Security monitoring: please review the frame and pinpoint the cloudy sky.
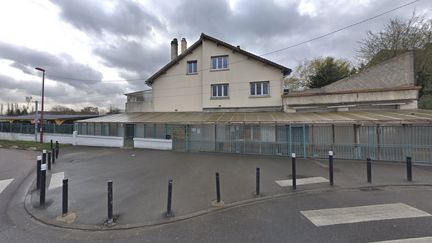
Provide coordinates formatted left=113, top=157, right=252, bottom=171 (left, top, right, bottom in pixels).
left=0, top=0, right=430, bottom=112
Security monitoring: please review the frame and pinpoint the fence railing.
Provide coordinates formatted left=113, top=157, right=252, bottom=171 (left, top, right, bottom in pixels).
left=0, top=123, right=74, bottom=134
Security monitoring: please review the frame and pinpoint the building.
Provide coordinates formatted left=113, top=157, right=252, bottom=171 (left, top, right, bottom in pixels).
left=125, top=33, right=291, bottom=113
left=76, top=34, right=432, bottom=163
left=283, top=51, right=420, bottom=112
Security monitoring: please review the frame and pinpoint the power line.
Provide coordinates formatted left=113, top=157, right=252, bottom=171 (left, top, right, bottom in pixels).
left=259, top=0, right=420, bottom=56
left=45, top=0, right=420, bottom=84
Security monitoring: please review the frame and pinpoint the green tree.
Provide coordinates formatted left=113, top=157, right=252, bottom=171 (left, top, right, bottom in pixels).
left=308, top=57, right=352, bottom=88
left=286, top=57, right=353, bottom=89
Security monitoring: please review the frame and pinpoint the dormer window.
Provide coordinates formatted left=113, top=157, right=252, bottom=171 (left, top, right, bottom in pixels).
left=187, top=60, right=198, bottom=74
left=211, top=55, right=228, bottom=70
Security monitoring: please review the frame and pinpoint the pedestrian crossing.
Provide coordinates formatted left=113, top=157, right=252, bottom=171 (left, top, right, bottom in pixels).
left=371, top=236, right=432, bottom=243
left=0, top=178, right=14, bottom=194
left=48, top=172, right=64, bottom=190
left=301, top=203, right=431, bottom=227
left=275, top=176, right=328, bottom=187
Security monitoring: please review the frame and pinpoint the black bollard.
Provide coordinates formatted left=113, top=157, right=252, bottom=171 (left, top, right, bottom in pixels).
left=36, top=156, right=41, bottom=190
left=292, top=153, right=296, bottom=190
left=50, top=139, right=53, bottom=150
left=367, top=158, right=372, bottom=183
left=107, top=180, right=113, bottom=224
left=329, top=151, right=334, bottom=186
left=62, top=179, right=68, bottom=216
left=216, top=172, right=221, bottom=203
left=256, top=167, right=260, bottom=196
left=55, top=141, right=59, bottom=159
left=47, top=152, right=52, bottom=170
left=52, top=148, right=55, bottom=164
left=166, top=179, right=173, bottom=217
left=42, top=150, right=47, bottom=164
left=40, top=162, right=47, bottom=206
left=406, top=156, right=412, bottom=182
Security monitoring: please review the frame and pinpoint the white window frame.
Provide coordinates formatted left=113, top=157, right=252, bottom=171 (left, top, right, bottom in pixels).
left=250, top=81, right=270, bottom=96
left=187, top=60, right=198, bottom=74
left=211, top=83, right=229, bottom=98
left=211, top=55, right=229, bottom=70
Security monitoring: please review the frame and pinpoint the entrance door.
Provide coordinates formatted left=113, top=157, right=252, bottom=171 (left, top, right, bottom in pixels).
left=124, top=124, right=135, bottom=147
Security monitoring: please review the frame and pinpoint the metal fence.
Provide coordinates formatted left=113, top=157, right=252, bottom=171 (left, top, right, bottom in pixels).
left=172, top=124, right=432, bottom=163
left=0, top=122, right=74, bottom=134
left=75, top=122, right=432, bottom=163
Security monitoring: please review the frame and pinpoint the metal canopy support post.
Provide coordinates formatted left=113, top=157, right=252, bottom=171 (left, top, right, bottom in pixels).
left=303, top=124, right=306, bottom=158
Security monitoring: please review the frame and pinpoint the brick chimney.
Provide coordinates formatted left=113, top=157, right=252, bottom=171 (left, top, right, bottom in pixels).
left=181, top=38, right=187, bottom=53
left=171, top=38, right=178, bottom=60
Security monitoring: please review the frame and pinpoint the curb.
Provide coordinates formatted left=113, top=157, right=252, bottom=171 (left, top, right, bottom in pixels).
left=24, top=178, right=432, bottom=232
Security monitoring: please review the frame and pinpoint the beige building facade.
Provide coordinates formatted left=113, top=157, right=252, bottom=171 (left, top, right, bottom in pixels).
left=125, top=34, right=291, bottom=112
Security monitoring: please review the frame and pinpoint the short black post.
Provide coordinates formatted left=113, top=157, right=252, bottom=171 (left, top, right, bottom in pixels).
left=36, top=155, right=41, bottom=190
left=107, top=180, right=113, bottom=224
left=216, top=172, right=221, bottom=203
left=166, top=179, right=173, bottom=217
left=329, top=151, right=334, bottom=186
left=50, top=139, right=53, bottom=150
left=40, top=162, right=47, bottom=206
left=47, top=152, right=52, bottom=170
left=42, top=150, right=47, bottom=164
left=62, top=179, right=68, bottom=216
left=367, top=158, right=372, bottom=183
left=256, top=167, right=260, bottom=196
left=52, top=148, right=56, bottom=164
left=55, top=141, right=59, bottom=159
left=292, top=153, right=296, bottom=190
left=406, top=156, right=412, bottom=182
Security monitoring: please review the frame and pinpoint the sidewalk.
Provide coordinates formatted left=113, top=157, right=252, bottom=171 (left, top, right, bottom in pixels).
left=27, top=146, right=432, bottom=229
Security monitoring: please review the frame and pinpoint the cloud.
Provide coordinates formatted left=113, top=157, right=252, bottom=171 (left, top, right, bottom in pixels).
left=0, top=42, right=103, bottom=89
left=0, top=73, right=126, bottom=109
left=93, top=39, right=167, bottom=85
left=51, top=0, right=164, bottom=37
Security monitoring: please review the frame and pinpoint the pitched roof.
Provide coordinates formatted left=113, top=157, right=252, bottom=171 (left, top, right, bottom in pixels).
left=146, top=33, right=291, bottom=85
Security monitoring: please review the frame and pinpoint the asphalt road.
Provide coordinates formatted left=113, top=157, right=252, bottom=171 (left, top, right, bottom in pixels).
left=1, top=148, right=432, bottom=242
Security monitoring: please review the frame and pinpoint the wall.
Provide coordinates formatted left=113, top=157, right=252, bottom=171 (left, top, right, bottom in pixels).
left=125, top=101, right=154, bottom=112
left=284, top=89, right=419, bottom=112
left=133, top=138, right=172, bottom=150
left=201, top=40, right=284, bottom=110
left=152, top=45, right=203, bottom=112
left=0, top=132, right=74, bottom=144
left=75, top=134, right=124, bottom=147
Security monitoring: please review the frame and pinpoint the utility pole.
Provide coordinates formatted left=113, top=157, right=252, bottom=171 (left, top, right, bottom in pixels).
left=34, top=101, right=38, bottom=142
left=35, top=67, right=45, bottom=143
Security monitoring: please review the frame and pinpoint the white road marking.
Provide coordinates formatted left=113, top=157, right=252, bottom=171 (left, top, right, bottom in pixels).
left=301, top=203, right=431, bottom=227
left=48, top=172, right=64, bottom=190
left=275, top=177, right=328, bottom=187
left=0, top=178, right=14, bottom=194
left=371, top=236, right=432, bottom=242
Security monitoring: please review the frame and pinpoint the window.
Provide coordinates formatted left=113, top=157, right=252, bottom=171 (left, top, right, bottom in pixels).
left=187, top=60, right=198, bottom=74
left=250, top=81, right=270, bottom=96
left=211, top=55, right=228, bottom=70
left=211, top=83, right=229, bottom=98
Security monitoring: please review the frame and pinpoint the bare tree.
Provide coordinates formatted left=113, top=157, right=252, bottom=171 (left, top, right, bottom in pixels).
left=358, top=11, right=432, bottom=62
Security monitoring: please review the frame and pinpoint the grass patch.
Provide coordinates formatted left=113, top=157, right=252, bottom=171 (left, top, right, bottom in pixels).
left=0, top=139, right=69, bottom=151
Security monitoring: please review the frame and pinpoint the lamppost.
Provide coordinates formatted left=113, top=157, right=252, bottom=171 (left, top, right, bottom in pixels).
left=35, top=67, right=45, bottom=143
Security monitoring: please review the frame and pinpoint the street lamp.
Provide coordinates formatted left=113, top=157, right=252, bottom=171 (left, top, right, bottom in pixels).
left=35, top=67, right=45, bottom=143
